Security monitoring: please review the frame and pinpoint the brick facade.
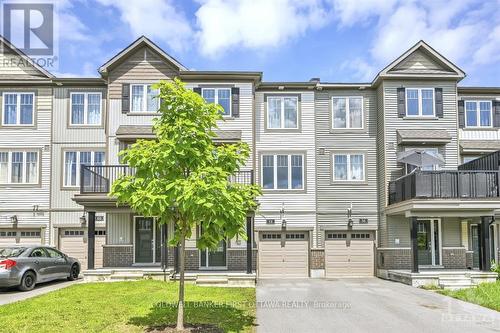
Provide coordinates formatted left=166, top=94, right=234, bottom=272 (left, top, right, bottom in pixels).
left=227, top=249, right=257, bottom=271
left=310, top=249, right=324, bottom=269
left=103, top=245, right=133, bottom=267
left=466, top=251, right=474, bottom=269
left=441, top=248, right=466, bottom=269
left=377, top=248, right=411, bottom=270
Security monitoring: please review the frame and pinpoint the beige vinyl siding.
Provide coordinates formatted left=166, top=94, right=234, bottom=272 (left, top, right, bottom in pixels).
left=390, top=50, right=455, bottom=74
left=315, top=89, right=378, bottom=246
left=0, top=51, right=48, bottom=79
left=386, top=216, right=410, bottom=247
left=376, top=84, right=387, bottom=247
left=442, top=217, right=461, bottom=247
left=107, top=213, right=132, bottom=244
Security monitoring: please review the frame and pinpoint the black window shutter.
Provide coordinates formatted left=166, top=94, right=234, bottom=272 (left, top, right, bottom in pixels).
left=458, top=100, right=465, bottom=128
left=231, top=87, right=240, bottom=117
left=494, top=100, right=500, bottom=127
left=122, top=84, right=130, bottom=114
left=435, top=88, right=443, bottom=118
left=397, top=87, right=406, bottom=118
left=193, top=87, right=202, bottom=95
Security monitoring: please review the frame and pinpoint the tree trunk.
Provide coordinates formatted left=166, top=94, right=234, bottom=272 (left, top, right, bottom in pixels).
left=176, top=229, right=186, bottom=331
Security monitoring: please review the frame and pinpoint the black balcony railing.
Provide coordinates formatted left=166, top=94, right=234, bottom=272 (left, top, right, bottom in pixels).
left=80, top=165, right=254, bottom=194
left=388, top=170, right=500, bottom=205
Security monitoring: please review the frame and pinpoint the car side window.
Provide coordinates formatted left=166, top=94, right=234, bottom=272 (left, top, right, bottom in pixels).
left=45, top=248, right=63, bottom=258
left=30, top=248, right=47, bottom=258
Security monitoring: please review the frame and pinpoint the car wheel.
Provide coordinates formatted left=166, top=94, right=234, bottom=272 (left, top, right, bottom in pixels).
left=67, top=264, right=79, bottom=281
left=19, top=271, right=36, bottom=291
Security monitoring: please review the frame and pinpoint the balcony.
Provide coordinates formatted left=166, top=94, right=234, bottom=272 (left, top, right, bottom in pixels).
left=388, top=170, right=500, bottom=205
left=80, top=165, right=254, bottom=195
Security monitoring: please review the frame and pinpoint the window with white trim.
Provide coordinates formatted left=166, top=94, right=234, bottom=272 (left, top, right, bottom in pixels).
left=262, top=154, right=304, bottom=190
left=202, top=88, right=231, bottom=116
left=332, top=154, right=364, bottom=181
left=70, top=92, right=102, bottom=125
left=465, top=101, right=492, bottom=128
left=267, top=96, right=298, bottom=129
left=406, top=88, right=434, bottom=117
left=2, top=92, right=34, bottom=125
left=64, top=151, right=105, bottom=187
left=130, top=84, right=159, bottom=112
left=462, top=155, right=480, bottom=164
left=0, top=151, right=38, bottom=184
left=332, top=96, right=363, bottom=129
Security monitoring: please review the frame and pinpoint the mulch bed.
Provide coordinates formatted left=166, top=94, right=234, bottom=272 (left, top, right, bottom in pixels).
left=145, top=324, right=222, bottom=333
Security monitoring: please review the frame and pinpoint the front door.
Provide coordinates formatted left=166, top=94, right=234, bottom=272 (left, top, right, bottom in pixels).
left=417, top=219, right=441, bottom=266
left=135, top=217, right=154, bottom=263
left=471, top=225, right=480, bottom=269
left=200, top=240, right=227, bottom=269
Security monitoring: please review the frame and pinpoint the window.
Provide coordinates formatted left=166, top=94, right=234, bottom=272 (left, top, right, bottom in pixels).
left=20, top=231, right=40, bottom=237
left=465, top=101, right=492, bottom=128
left=333, top=154, right=364, bottom=181
left=70, top=92, right=102, bottom=125
left=130, top=84, right=159, bottom=112
left=462, top=156, right=480, bottom=164
left=30, top=248, right=47, bottom=257
left=262, top=233, right=281, bottom=239
left=64, top=230, right=84, bottom=236
left=327, top=233, right=347, bottom=239
left=406, top=88, right=434, bottom=117
left=2, top=92, right=34, bottom=125
left=64, top=151, right=105, bottom=187
left=0, top=231, right=16, bottom=237
left=332, top=97, right=363, bottom=129
left=261, top=154, right=304, bottom=190
left=201, top=88, right=231, bottom=116
left=405, top=148, right=439, bottom=172
left=285, top=233, right=305, bottom=239
left=0, top=151, right=38, bottom=184
left=45, top=248, right=63, bottom=258
left=267, top=96, right=298, bottom=129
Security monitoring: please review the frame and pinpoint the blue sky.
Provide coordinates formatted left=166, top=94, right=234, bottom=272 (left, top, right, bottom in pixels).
left=49, top=0, right=500, bottom=85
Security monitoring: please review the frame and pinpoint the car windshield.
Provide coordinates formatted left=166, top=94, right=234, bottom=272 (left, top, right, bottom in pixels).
left=0, top=247, right=26, bottom=258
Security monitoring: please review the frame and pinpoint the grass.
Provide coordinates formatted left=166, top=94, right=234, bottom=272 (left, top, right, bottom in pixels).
left=0, top=280, right=256, bottom=333
left=438, top=281, right=500, bottom=312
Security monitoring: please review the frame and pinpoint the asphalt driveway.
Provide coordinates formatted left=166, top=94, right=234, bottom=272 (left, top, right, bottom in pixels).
left=257, top=278, right=500, bottom=333
left=0, top=279, right=79, bottom=306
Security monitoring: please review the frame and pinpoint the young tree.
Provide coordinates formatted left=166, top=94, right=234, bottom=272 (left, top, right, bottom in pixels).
left=110, top=79, right=261, bottom=331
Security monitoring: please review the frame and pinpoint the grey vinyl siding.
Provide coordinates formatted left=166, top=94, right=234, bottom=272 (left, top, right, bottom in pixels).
left=442, top=217, right=461, bottom=247
left=386, top=216, right=410, bottom=247
left=376, top=84, right=388, bottom=247
left=107, top=213, right=132, bottom=244
left=315, top=89, right=378, bottom=246
left=390, top=50, right=455, bottom=75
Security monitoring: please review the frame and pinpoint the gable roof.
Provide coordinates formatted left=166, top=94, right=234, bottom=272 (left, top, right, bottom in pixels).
left=0, top=35, right=55, bottom=79
left=99, top=36, right=187, bottom=74
left=372, top=40, right=465, bottom=85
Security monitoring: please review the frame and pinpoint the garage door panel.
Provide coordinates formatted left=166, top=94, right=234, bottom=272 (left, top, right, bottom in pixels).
left=59, top=229, right=105, bottom=270
left=325, top=232, right=374, bottom=278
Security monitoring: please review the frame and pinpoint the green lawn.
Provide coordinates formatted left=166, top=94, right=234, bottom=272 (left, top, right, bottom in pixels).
left=439, top=281, right=500, bottom=312
left=0, top=280, right=256, bottom=333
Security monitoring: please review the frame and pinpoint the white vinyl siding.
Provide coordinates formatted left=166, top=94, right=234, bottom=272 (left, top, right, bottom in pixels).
left=406, top=88, right=434, bottom=117
left=202, top=88, right=231, bottom=116
left=70, top=92, right=102, bottom=125
left=261, top=154, right=304, bottom=190
left=130, top=84, right=158, bottom=112
left=2, top=92, right=34, bottom=125
left=465, top=100, right=492, bottom=128
left=267, top=96, right=298, bottom=129
left=332, top=153, right=364, bottom=181
left=332, top=96, right=363, bottom=129
left=64, top=151, right=105, bottom=187
left=0, top=151, right=38, bottom=184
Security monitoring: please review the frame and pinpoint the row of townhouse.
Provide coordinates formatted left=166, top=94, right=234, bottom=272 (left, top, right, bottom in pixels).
left=1, top=35, right=499, bottom=280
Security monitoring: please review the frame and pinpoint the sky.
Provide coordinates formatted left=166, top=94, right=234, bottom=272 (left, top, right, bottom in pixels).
left=39, top=0, right=500, bottom=85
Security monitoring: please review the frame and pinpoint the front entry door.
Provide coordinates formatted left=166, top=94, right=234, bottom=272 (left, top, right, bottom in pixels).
left=417, top=219, right=441, bottom=266
left=135, top=217, right=154, bottom=263
left=201, top=240, right=227, bottom=268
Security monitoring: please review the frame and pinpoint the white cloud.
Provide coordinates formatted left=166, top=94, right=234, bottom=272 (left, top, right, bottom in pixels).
left=330, top=0, right=398, bottom=27
left=195, top=0, right=332, bottom=57
left=95, top=0, right=193, bottom=52
left=340, top=57, right=377, bottom=82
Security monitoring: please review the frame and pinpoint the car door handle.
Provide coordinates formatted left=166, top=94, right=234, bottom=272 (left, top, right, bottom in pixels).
left=34, top=260, right=39, bottom=264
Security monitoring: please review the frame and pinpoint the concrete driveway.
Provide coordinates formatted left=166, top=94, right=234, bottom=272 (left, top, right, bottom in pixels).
left=257, top=278, right=500, bottom=333
left=0, top=279, right=79, bottom=306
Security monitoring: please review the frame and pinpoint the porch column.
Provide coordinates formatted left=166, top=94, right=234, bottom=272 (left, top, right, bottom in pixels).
left=87, top=211, right=96, bottom=270
left=160, top=224, right=167, bottom=270
left=246, top=216, right=253, bottom=274
left=479, top=216, right=492, bottom=271
left=410, top=217, right=419, bottom=273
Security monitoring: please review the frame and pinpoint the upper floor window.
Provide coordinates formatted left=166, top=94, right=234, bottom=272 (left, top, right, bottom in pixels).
left=267, top=96, right=298, bottom=129
left=2, top=92, right=34, bottom=126
left=64, top=151, right=105, bottom=187
left=0, top=151, right=39, bottom=184
left=332, top=96, right=363, bottom=129
left=406, top=88, right=434, bottom=117
left=202, top=88, right=231, bottom=116
left=131, top=84, right=158, bottom=112
left=262, top=154, right=303, bottom=190
left=332, top=153, right=364, bottom=181
left=465, top=101, right=492, bottom=128
left=70, top=92, right=102, bottom=125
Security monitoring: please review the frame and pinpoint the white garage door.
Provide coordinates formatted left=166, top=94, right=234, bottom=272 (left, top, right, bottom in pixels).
left=59, top=229, right=106, bottom=270
left=0, top=229, right=42, bottom=245
left=325, top=231, right=374, bottom=278
left=258, top=232, right=309, bottom=278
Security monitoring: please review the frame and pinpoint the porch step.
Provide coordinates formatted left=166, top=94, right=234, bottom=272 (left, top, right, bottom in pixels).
left=438, top=276, right=473, bottom=290
left=109, top=273, right=145, bottom=280
left=195, top=275, right=229, bottom=286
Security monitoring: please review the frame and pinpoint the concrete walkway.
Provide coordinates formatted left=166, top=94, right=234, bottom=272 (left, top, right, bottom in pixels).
left=257, top=278, right=500, bottom=333
left=0, top=279, right=79, bottom=306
